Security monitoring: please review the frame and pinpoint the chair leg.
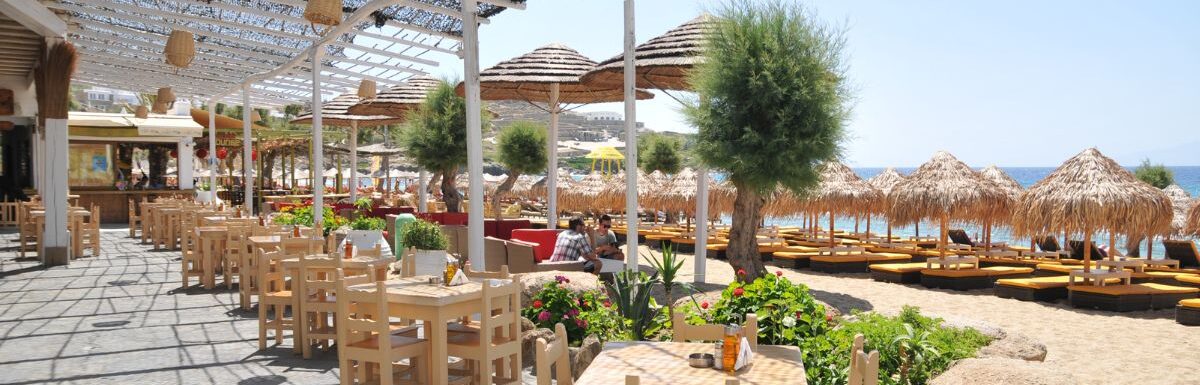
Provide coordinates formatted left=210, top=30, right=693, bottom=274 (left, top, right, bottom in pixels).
left=301, top=310, right=311, bottom=359
left=380, top=361, right=394, bottom=385
left=258, top=303, right=269, bottom=350
left=275, top=305, right=285, bottom=345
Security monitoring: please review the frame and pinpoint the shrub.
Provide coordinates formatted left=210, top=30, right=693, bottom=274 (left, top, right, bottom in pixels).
left=683, top=272, right=830, bottom=345
left=349, top=216, right=386, bottom=231
left=1133, top=158, right=1174, bottom=189
left=273, top=205, right=346, bottom=235
left=398, top=219, right=448, bottom=250
left=606, top=270, right=666, bottom=341
left=522, top=275, right=623, bottom=345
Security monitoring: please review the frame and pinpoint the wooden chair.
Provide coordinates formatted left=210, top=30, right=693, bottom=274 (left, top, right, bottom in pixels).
left=140, top=199, right=153, bottom=244
left=78, top=205, right=101, bottom=257
left=223, top=225, right=252, bottom=289
left=17, top=202, right=38, bottom=258
left=180, top=218, right=205, bottom=290
left=535, top=323, right=572, bottom=385
left=127, top=199, right=141, bottom=238
left=337, top=271, right=430, bottom=385
left=298, top=254, right=342, bottom=359
left=848, top=334, right=880, bottom=385
left=0, top=198, right=17, bottom=227
left=281, top=237, right=323, bottom=259
left=448, top=265, right=513, bottom=336
left=257, top=249, right=297, bottom=350
left=446, top=278, right=523, bottom=385
left=671, top=312, right=758, bottom=352
left=355, top=243, right=384, bottom=258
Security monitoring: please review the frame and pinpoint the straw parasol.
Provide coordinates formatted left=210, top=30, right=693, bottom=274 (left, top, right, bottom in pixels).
left=1186, top=200, right=1200, bottom=237
left=888, top=151, right=1011, bottom=256
left=979, top=165, right=1023, bottom=249
left=581, top=14, right=714, bottom=92
left=808, top=162, right=882, bottom=247
left=347, top=75, right=441, bottom=117
left=1162, top=185, right=1192, bottom=237
left=292, top=93, right=406, bottom=202
left=867, top=168, right=905, bottom=240
left=460, top=44, right=653, bottom=226
left=1011, top=148, right=1172, bottom=272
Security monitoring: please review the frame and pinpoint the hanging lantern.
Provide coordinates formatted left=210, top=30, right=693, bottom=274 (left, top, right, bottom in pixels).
left=303, top=0, right=342, bottom=35
left=151, top=100, right=169, bottom=114
left=216, top=148, right=228, bottom=160
left=195, top=148, right=208, bottom=159
left=134, top=105, right=149, bottom=118
left=169, top=149, right=178, bottom=158
left=357, top=79, right=376, bottom=99
left=252, top=149, right=259, bottom=161
left=250, top=109, right=262, bottom=123
left=164, top=30, right=195, bottom=69
left=157, top=87, right=176, bottom=107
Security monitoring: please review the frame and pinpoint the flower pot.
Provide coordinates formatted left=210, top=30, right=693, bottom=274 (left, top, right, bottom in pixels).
left=195, top=190, right=213, bottom=204
left=413, top=249, right=449, bottom=277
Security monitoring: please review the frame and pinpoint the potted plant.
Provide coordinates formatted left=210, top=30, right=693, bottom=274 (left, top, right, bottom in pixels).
left=345, top=216, right=387, bottom=252
left=195, top=181, right=213, bottom=204
left=399, top=219, right=449, bottom=276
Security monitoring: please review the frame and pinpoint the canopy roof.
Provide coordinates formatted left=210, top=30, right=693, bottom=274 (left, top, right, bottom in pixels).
left=887, top=151, right=1010, bottom=225
left=291, top=93, right=407, bottom=126
left=460, top=43, right=654, bottom=104
left=323, top=142, right=405, bottom=157
left=582, top=14, right=713, bottom=91
left=348, top=75, right=442, bottom=116
left=584, top=146, right=625, bottom=160
left=69, top=111, right=204, bottom=137
left=1012, top=148, right=1172, bottom=237
left=57, top=0, right=525, bottom=107
left=980, top=165, right=1023, bottom=200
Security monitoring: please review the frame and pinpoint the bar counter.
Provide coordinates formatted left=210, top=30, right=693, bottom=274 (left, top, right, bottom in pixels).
left=73, top=189, right=194, bottom=224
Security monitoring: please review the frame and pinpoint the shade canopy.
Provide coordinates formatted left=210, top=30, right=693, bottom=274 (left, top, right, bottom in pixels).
left=1011, top=148, right=1172, bottom=239
left=188, top=109, right=269, bottom=131
left=347, top=75, right=442, bottom=117
left=581, top=14, right=713, bottom=91
left=68, top=111, right=203, bottom=138
left=867, top=168, right=905, bottom=215
left=584, top=146, right=625, bottom=160
left=811, top=161, right=881, bottom=217
left=1162, top=184, right=1193, bottom=237
left=980, top=165, right=1023, bottom=200
left=459, top=43, right=654, bottom=104
left=290, top=93, right=407, bottom=126
left=887, top=151, right=1010, bottom=225
left=1186, top=200, right=1200, bottom=237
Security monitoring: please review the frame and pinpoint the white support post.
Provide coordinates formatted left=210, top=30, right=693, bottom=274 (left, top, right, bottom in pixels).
left=622, top=0, right=639, bottom=270
left=547, top=83, right=560, bottom=229
left=32, top=126, right=42, bottom=190
left=349, top=121, right=358, bottom=202
left=418, top=169, right=428, bottom=213
left=463, top=0, right=485, bottom=268
left=311, top=48, right=325, bottom=227
left=207, top=101, right=218, bottom=204
left=178, top=137, right=194, bottom=189
left=695, top=167, right=708, bottom=283
left=41, top=116, right=69, bottom=265
left=241, top=86, right=254, bottom=215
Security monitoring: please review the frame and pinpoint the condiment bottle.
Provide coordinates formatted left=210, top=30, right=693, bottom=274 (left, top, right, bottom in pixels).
left=444, top=255, right=458, bottom=285
left=343, top=239, right=354, bottom=259
left=292, top=225, right=301, bottom=238
left=722, top=324, right=741, bottom=373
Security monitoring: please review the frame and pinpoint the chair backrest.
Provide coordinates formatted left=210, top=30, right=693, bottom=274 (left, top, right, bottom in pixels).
left=300, top=254, right=342, bottom=301
left=1037, top=236, right=1061, bottom=252
left=484, top=236, right=509, bottom=272
left=479, top=278, right=522, bottom=350
left=1067, top=240, right=1106, bottom=260
left=336, top=271, right=390, bottom=354
left=505, top=240, right=539, bottom=274
left=281, top=237, right=322, bottom=258
left=356, top=243, right=384, bottom=258
left=847, top=334, right=880, bottom=385
left=257, top=250, right=288, bottom=295
left=671, top=312, right=757, bottom=352
left=466, top=264, right=510, bottom=280
left=535, top=323, right=572, bottom=385
left=1163, top=240, right=1200, bottom=268
left=947, top=229, right=973, bottom=245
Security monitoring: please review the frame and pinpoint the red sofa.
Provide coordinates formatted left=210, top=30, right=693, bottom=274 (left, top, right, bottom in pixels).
left=485, top=218, right=532, bottom=240
left=510, top=228, right=560, bottom=262
left=415, top=212, right=469, bottom=226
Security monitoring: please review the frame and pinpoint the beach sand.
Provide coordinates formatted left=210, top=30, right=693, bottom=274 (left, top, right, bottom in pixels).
left=631, top=247, right=1199, bottom=385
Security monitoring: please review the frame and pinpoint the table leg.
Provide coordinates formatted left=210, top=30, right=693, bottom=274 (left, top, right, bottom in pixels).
left=203, top=238, right=216, bottom=290
left=429, top=316, right=449, bottom=385
left=71, top=218, right=82, bottom=258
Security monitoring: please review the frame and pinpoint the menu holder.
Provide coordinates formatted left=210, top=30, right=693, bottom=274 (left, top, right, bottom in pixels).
left=448, top=269, right=469, bottom=286
left=712, top=337, right=754, bottom=371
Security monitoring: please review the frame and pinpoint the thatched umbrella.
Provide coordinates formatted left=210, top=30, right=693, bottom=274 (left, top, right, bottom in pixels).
left=1012, top=148, right=1172, bottom=273
left=1163, top=185, right=1192, bottom=237
left=807, top=162, right=882, bottom=247
left=867, top=168, right=905, bottom=241
left=347, top=75, right=441, bottom=117
left=888, top=151, right=1011, bottom=257
left=979, top=166, right=1022, bottom=249
left=459, top=44, right=653, bottom=226
left=291, top=93, right=406, bottom=202
left=581, top=14, right=713, bottom=94
left=1186, top=200, right=1200, bottom=237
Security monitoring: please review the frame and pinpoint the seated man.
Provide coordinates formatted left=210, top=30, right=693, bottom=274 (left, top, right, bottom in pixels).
left=549, top=216, right=603, bottom=273
left=592, top=214, right=625, bottom=263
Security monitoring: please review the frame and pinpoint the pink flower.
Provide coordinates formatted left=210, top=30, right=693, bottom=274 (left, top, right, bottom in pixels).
left=775, top=270, right=783, bottom=277
left=575, top=318, right=588, bottom=328
left=532, top=300, right=543, bottom=309
left=555, top=275, right=571, bottom=284
left=538, top=311, right=551, bottom=322
left=733, top=288, right=745, bottom=297
left=796, top=311, right=803, bottom=319
left=701, top=301, right=710, bottom=309
left=603, top=300, right=612, bottom=308
left=736, top=269, right=746, bottom=277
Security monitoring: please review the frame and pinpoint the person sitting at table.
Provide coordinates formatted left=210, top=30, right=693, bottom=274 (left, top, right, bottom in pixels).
left=592, top=214, right=625, bottom=263
left=548, top=216, right=605, bottom=273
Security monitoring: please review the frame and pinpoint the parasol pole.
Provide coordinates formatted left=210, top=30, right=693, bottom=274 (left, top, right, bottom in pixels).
left=349, top=121, right=358, bottom=202
left=940, top=214, right=949, bottom=258
left=242, top=85, right=254, bottom=215
left=1108, top=231, right=1116, bottom=260
left=828, top=209, right=836, bottom=248
left=1082, top=228, right=1092, bottom=273
left=547, top=83, right=560, bottom=229
left=622, top=0, right=640, bottom=270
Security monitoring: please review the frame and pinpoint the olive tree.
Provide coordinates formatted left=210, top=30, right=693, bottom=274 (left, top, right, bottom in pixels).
left=685, top=1, right=852, bottom=280
left=492, top=121, right=547, bottom=218
left=640, top=134, right=683, bottom=174
left=402, top=81, right=487, bottom=212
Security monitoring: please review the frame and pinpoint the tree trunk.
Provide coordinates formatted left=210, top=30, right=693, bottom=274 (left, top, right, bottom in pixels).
left=727, top=183, right=766, bottom=281
left=492, top=170, right=519, bottom=219
left=263, top=150, right=278, bottom=189
left=1125, top=235, right=1142, bottom=257
left=442, top=168, right=462, bottom=212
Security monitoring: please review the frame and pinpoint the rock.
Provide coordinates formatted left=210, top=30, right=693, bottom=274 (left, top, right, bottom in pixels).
left=672, top=291, right=721, bottom=310
left=814, top=299, right=841, bottom=320
left=938, top=315, right=1007, bottom=339
left=520, top=327, right=557, bottom=368
left=520, top=271, right=603, bottom=308
left=521, top=317, right=536, bottom=332
left=930, top=358, right=1080, bottom=385
left=569, top=335, right=602, bottom=378
left=978, top=332, right=1047, bottom=362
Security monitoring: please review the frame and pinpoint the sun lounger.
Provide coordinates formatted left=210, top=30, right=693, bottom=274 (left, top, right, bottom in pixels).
left=1162, top=240, right=1200, bottom=268
left=1130, top=271, right=1200, bottom=284
left=994, top=276, right=1119, bottom=302
left=869, top=262, right=928, bottom=284
left=866, top=245, right=942, bottom=262
left=669, top=236, right=726, bottom=254
left=1067, top=240, right=1107, bottom=260
left=1036, top=236, right=1062, bottom=252
left=1177, top=299, right=1200, bottom=326
left=1174, top=274, right=1200, bottom=288
left=810, top=247, right=911, bottom=273
left=1068, top=283, right=1199, bottom=312
left=920, top=266, right=1034, bottom=291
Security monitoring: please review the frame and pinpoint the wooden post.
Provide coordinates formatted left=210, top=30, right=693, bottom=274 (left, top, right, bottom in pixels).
left=829, top=209, right=836, bottom=248
left=940, top=214, right=949, bottom=258
left=1082, top=229, right=1092, bottom=273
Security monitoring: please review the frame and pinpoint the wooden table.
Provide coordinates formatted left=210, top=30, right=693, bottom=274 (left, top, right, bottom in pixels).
left=195, top=226, right=229, bottom=289
left=30, top=208, right=90, bottom=258
left=1097, top=259, right=1146, bottom=273
left=281, top=254, right=392, bottom=281
left=346, top=276, right=489, bottom=385
left=1069, top=269, right=1132, bottom=286
left=575, top=342, right=806, bottom=385
left=926, top=256, right=979, bottom=270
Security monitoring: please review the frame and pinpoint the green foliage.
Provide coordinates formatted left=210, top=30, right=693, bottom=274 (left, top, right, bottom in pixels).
left=272, top=205, right=346, bottom=234
left=401, top=80, right=488, bottom=174
left=606, top=270, right=665, bottom=341
left=563, top=156, right=592, bottom=172
left=685, top=1, right=850, bottom=194
left=354, top=197, right=374, bottom=212
left=522, top=276, right=623, bottom=345
left=646, top=245, right=691, bottom=324
left=399, top=219, right=448, bottom=250
left=496, top=121, right=548, bottom=176
left=683, top=272, right=830, bottom=345
left=1133, top=158, right=1174, bottom=189
left=349, top=216, right=386, bottom=231
left=640, top=135, right=684, bottom=174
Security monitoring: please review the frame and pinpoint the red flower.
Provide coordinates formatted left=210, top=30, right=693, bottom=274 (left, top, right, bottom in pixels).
left=733, top=288, right=745, bottom=297
left=603, top=300, right=612, bottom=308
left=825, top=314, right=833, bottom=322
left=533, top=300, right=543, bottom=309
left=575, top=318, right=588, bottom=328
left=796, top=311, right=803, bottom=319
left=736, top=269, right=746, bottom=277
left=775, top=270, right=783, bottom=277
left=700, top=301, right=710, bottom=309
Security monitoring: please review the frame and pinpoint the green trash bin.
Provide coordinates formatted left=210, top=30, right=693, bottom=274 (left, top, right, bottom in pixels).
left=393, top=213, right=417, bottom=258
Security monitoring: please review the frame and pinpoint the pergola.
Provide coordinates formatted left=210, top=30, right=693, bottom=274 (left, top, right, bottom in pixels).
left=44, top=0, right=527, bottom=268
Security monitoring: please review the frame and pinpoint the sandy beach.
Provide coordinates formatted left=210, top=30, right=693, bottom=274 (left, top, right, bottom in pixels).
left=636, top=247, right=1199, bottom=385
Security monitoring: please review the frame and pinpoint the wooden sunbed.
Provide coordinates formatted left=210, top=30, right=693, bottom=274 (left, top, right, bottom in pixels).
left=994, top=276, right=1119, bottom=302
left=1175, top=274, right=1200, bottom=288
left=1068, top=283, right=1199, bottom=312
left=1177, top=299, right=1200, bottom=326
left=920, top=266, right=1034, bottom=291
left=810, top=249, right=911, bottom=273
left=869, top=262, right=928, bottom=284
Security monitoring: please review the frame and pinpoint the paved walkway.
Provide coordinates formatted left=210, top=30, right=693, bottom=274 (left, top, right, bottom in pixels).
left=0, top=225, right=339, bottom=385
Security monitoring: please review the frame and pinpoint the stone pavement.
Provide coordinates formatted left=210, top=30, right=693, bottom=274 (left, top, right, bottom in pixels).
left=0, top=225, right=340, bottom=385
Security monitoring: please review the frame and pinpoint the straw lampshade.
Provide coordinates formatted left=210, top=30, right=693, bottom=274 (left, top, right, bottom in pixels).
left=156, top=87, right=176, bottom=105
left=164, top=30, right=194, bottom=69
left=134, top=105, right=149, bottom=118
left=250, top=109, right=262, bottom=123
left=357, top=80, right=377, bottom=99
left=151, top=100, right=169, bottom=114
left=304, top=0, right=342, bottom=33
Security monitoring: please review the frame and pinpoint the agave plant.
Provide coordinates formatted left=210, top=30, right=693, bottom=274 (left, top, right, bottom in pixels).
left=646, top=244, right=692, bottom=327
left=606, top=270, right=662, bottom=341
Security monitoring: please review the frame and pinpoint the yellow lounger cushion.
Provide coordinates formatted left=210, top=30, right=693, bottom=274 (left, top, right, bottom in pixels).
left=869, top=262, right=929, bottom=273
left=1179, top=299, right=1200, bottom=309
left=706, top=244, right=728, bottom=251
left=1140, top=271, right=1199, bottom=279
left=811, top=253, right=911, bottom=263
left=1177, top=275, right=1200, bottom=285
left=922, top=267, right=1034, bottom=278
left=1068, top=283, right=1200, bottom=296
left=996, top=276, right=1120, bottom=289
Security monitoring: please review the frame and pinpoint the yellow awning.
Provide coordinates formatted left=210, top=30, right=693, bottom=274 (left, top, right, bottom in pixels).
left=584, top=146, right=625, bottom=160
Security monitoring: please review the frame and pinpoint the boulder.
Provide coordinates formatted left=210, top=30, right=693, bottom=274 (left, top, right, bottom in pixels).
left=569, top=334, right=602, bottom=378
left=939, top=315, right=1006, bottom=339
left=520, top=327, right=557, bottom=368
left=520, top=271, right=603, bottom=308
left=978, top=332, right=1047, bottom=362
left=814, top=299, right=841, bottom=320
left=672, top=291, right=721, bottom=311
left=930, top=358, right=1080, bottom=385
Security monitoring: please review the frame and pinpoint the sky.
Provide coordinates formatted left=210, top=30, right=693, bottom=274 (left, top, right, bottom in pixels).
left=426, top=0, right=1199, bottom=167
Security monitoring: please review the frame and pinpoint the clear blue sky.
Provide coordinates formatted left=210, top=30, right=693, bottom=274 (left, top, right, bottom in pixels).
left=431, top=0, right=1199, bottom=167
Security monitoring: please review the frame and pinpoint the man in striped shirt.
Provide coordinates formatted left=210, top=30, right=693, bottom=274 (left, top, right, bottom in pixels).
left=549, top=216, right=602, bottom=272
